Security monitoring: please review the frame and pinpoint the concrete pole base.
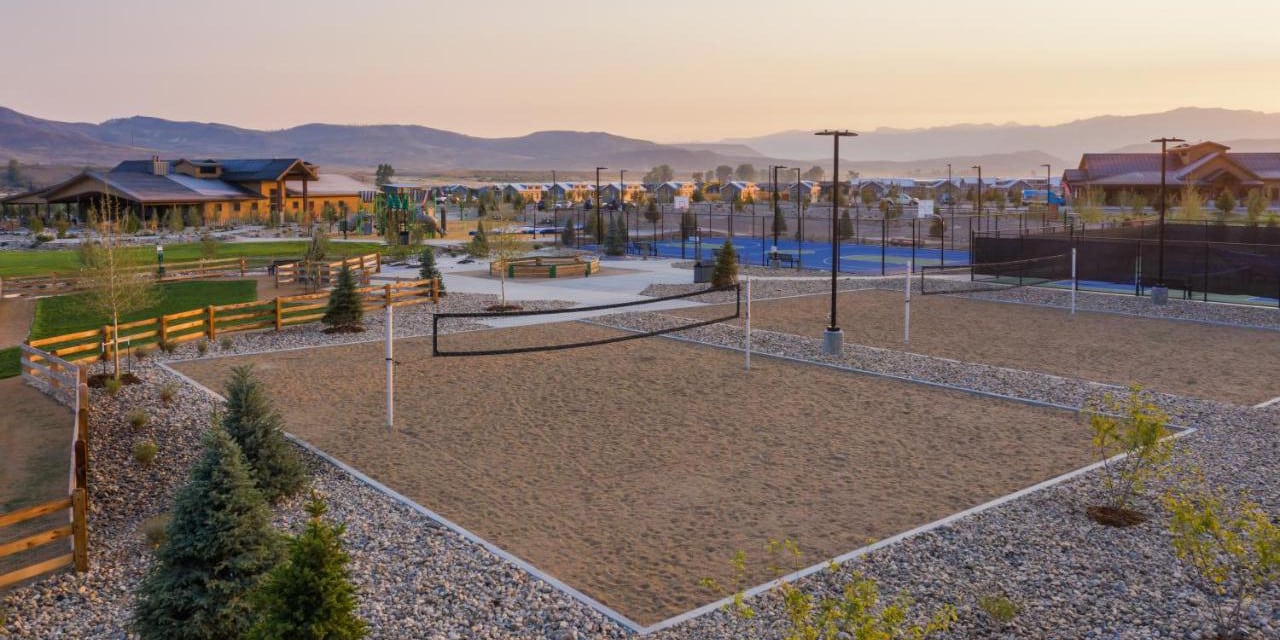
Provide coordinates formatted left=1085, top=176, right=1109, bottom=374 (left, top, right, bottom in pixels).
left=1151, top=286, right=1169, bottom=306
left=822, top=328, right=844, bottom=355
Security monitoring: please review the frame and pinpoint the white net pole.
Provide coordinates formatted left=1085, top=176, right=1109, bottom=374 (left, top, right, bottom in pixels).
left=386, top=303, right=394, bottom=430
left=904, top=260, right=912, bottom=343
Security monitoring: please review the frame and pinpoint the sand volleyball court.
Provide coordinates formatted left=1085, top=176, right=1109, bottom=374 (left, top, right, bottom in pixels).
left=173, top=321, right=1095, bottom=625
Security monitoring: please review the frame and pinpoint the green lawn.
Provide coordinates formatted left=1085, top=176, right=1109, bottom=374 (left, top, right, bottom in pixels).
left=0, top=346, right=17, bottom=378
left=0, top=240, right=386, bottom=278
left=29, top=279, right=258, bottom=340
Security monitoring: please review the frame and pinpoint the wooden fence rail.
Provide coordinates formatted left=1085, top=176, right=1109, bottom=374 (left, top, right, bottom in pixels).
left=3, top=349, right=91, bottom=590
left=27, top=276, right=440, bottom=365
left=274, top=252, right=381, bottom=289
left=0, top=257, right=247, bottom=297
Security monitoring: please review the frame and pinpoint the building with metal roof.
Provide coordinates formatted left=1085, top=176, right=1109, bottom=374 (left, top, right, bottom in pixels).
left=1062, top=141, right=1280, bottom=203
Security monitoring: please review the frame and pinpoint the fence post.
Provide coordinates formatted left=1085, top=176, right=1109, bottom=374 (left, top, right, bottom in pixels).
left=375, top=253, right=382, bottom=273
left=239, top=256, right=246, bottom=277
left=274, top=297, right=283, bottom=330
left=384, top=283, right=392, bottom=309
left=158, top=313, right=168, bottom=346
left=71, top=487, right=88, bottom=572
left=74, top=438, right=88, bottom=493
left=207, top=305, right=217, bottom=340
left=432, top=278, right=440, bottom=303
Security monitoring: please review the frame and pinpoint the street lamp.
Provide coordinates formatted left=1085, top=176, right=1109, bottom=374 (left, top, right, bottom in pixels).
left=1041, top=163, right=1055, bottom=225
left=792, top=167, right=803, bottom=268
left=771, top=165, right=787, bottom=254
left=815, top=130, right=858, bottom=355
left=1151, top=136, right=1185, bottom=304
left=972, top=165, right=983, bottom=229
left=595, top=166, right=607, bottom=243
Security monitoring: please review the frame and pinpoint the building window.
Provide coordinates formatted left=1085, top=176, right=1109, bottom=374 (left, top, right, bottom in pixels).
left=233, top=202, right=241, bottom=212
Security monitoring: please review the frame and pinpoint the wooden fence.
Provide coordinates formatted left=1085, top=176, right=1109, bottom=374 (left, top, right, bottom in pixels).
left=1, top=348, right=90, bottom=589
left=0, top=256, right=247, bottom=298
left=27, top=277, right=441, bottom=364
left=274, top=253, right=381, bottom=289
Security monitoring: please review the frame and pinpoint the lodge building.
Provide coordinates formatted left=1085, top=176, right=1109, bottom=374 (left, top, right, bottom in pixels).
left=1062, top=141, right=1280, bottom=203
left=1, top=157, right=369, bottom=225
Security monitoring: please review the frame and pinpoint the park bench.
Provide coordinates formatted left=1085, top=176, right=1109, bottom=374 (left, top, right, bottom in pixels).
left=768, top=251, right=797, bottom=267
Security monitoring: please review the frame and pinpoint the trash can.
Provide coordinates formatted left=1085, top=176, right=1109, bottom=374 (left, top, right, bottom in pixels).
left=693, top=263, right=713, bottom=283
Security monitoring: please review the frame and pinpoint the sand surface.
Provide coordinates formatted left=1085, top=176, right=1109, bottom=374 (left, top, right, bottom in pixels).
left=174, top=323, right=1094, bottom=624
left=677, top=289, right=1280, bottom=405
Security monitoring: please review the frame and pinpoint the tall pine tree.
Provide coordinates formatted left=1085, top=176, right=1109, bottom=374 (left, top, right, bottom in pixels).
left=712, top=238, right=739, bottom=287
left=248, top=494, right=367, bottom=640
left=133, top=429, right=281, bottom=640
left=223, top=365, right=305, bottom=503
left=322, top=266, right=364, bottom=333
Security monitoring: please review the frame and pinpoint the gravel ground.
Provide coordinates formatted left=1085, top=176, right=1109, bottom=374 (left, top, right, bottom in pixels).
left=589, top=312, right=1279, bottom=640
left=3, top=288, right=1276, bottom=639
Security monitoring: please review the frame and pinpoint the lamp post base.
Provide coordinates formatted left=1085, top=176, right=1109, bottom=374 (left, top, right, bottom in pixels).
left=822, top=328, right=843, bottom=355
left=1151, top=286, right=1169, bottom=306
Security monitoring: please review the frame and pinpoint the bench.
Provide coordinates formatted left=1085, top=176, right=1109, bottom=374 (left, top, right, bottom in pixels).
left=768, top=251, right=797, bottom=267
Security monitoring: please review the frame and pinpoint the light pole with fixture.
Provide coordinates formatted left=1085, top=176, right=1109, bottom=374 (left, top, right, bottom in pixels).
left=1151, top=137, right=1185, bottom=304
left=595, top=166, right=607, bottom=243
left=815, top=130, right=857, bottom=355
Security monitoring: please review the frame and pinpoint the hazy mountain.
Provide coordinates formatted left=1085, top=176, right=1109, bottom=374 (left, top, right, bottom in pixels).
left=723, top=108, right=1280, bottom=163
left=839, top=151, right=1065, bottom=181
left=0, top=107, right=788, bottom=174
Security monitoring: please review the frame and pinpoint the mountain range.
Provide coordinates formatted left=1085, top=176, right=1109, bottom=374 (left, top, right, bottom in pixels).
left=3, top=106, right=1280, bottom=183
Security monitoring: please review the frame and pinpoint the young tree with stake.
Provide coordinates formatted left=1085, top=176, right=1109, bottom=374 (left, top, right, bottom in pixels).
left=81, top=194, right=156, bottom=380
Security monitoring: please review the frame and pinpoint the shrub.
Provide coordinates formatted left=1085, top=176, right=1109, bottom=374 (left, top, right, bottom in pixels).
left=248, top=493, right=368, bottom=640
left=133, top=440, right=158, bottom=465
left=142, top=514, right=171, bottom=549
left=466, top=220, right=489, bottom=257
left=322, top=266, right=364, bottom=333
left=132, top=429, right=281, bottom=639
left=603, top=214, right=625, bottom=256
left=1085, top=385, right=1173, bottom=526
left=838, top=209, right=854, bottom=240
left=977, top=594, right=1021, bottom=625
left=418, top=248, right=445, bottom=295
left=219, top=335, right=234, bottom=351
left=711, top=239, right=739, bottom=287
left=703, top=540, right=956, bottom=639
left=197, top=338, right=209, bottom=356
left=158, top=340, right=176, bottom=355
left=159, top=383, right=177, bottom=404
left=560, top=219, right=575, bottom=246
left=104, top=377, right=122, bottom=396
left=128, top=408, right=149, bottom=430
left=133, top=345, right=151, bottom=361
left=1163, top=473, right=1280, bottom=640
left=222, top=365, right=305, bottom=503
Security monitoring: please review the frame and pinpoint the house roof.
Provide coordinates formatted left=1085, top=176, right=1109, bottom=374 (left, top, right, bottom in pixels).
left=285, top=174, right=374, bottom=197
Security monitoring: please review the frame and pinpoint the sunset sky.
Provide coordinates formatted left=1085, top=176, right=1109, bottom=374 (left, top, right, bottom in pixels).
left=4, top=0, right=1280, bottom=141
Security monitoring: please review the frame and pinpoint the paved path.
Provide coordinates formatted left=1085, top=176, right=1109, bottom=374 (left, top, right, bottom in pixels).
left=378, top=256, right=706, bottom=328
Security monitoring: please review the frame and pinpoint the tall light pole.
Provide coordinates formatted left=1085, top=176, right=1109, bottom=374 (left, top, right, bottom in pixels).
left=771, top=165, right=787, bottom=251
left=946, top=163, right=952, bottom=251
left=972, top=165, right=983, bottom=230
left=792, top=167, right=803, bottom=265
left=595, top=166, right=607, bottom=243
left=1151, top=137, right=1184, bottom=303
left=1041, top=163, right=1054, bottom=225
left=815, top=130, right=857, bottom=355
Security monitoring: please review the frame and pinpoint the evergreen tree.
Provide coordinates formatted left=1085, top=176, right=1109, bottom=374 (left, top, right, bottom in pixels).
left=247, top=494, right=367, bottom=640
left=133, top=429, right=281, bottom=640
left=711, top=238, right=739, bottom=287
left=222, top=366, right=305, bottom=503
left=322, top=266, right=364, bottom=332
left=680, top=209, right=697, bottom=239
left=1215, top=190, right=1237, bottom=219
left=418, top=247, right=445, bottom=294
left=560, top=218, right=575, bottom=246
left=838, top=209, right=854, bottom=240
left=467, top=220, right=489, bottom=257
left=584, top=211, right=599, bottom=241
left=604, top=215, right=625, bottom=256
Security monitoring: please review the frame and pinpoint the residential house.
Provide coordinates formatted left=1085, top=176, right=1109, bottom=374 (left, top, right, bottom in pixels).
left=720, top=181, right=760, bottom=203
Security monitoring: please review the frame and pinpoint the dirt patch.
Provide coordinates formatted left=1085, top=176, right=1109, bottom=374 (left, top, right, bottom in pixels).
left=0, top=297, right=35, bottom=348
left=173, top=322, right=1094, bottom=624
left=675, top=289, right=1280, bottom=405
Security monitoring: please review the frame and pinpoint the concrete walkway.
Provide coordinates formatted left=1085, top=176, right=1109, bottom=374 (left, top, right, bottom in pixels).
left=377, top=255, right=709, bottom=327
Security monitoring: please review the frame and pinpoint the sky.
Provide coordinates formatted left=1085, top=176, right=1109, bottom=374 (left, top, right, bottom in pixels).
left=4, top=0, right=1280, bottom=142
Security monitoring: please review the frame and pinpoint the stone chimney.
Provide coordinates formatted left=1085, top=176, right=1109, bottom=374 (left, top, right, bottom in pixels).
left=151, top=156, right=168, bottom=176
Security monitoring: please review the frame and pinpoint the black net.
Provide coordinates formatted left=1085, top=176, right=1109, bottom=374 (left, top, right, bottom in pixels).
left=432, top=285, right=740, bottom=356
left=920, top=254, right=1070, bottom=295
